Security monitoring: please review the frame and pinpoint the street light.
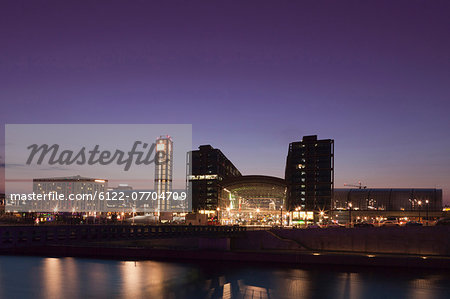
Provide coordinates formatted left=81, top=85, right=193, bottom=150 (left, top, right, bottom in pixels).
left=425, top=200, right=429, bottom=226
left=348, top=202, right=353, bottom=228
left=280, top=205, right=283, bottom=228
left=418, top=200, right=422, bottom=223
left=53, top=206, right=58, bottom=222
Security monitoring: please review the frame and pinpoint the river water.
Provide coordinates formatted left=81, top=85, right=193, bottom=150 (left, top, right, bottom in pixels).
left=0, top=256, right=448, bottom=299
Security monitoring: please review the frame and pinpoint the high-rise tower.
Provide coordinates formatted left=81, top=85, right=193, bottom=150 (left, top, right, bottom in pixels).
left=154, top=135, right=173, bottom=212
left=187, top=145, right=241, bottom=212
left=285, top=135, right=334, bottom=214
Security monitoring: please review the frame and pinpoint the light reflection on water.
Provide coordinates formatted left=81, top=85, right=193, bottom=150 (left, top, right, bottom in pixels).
left=0, top=256, right=449, bottom=299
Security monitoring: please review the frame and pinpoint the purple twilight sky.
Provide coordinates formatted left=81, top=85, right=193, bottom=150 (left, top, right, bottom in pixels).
left=1, top=1, right=449, bottom=204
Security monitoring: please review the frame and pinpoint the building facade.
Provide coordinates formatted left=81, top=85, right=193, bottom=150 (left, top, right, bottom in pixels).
left=154, top=135, right=173, bottom=212
left=188, top=145, right=241, bottom=212
left=218, top=175, right=287, bottom=225
left=285, top=135, right=334, bottom=212
left=32, top=175, right=107, bottom=212
left=333, top=188, right=443, bottom=211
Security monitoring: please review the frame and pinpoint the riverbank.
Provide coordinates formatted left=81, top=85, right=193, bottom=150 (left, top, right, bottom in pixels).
left=3, top=244, right=450, bottom=270
left=1, top=225, right=449, bottom=269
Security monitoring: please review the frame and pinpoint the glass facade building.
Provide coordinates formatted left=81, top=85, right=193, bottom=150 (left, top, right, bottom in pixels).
left=218, top=175, right=287, bottom=225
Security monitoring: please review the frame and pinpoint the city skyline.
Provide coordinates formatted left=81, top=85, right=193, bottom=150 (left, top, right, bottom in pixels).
left=0, top=2, right=449, bottom=297
left=1, top=0, right=449, bottom=204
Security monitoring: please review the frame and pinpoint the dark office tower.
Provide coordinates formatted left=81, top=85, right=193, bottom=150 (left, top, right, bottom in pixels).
left=285, top=135, right=334, bottom=213
left=187, top=145, right=241, bottom=212
left=155, top=135, right=173, bottom=212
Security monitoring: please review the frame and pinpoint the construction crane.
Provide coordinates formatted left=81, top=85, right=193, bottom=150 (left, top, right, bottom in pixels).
left=344, top=181, right=367, bottom=189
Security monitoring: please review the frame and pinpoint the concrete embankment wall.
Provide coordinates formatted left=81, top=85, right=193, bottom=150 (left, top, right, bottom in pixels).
left=122, top=237, right=231, bottom=251
left=2, top=226, right=450, bottom=269
left=0, top=224, right=243, bottom=249
left=138, top=227, right=450, bottom=256
left=256, top=226, right=450, bottom=256
left=232, top=230, right=305, bottom=251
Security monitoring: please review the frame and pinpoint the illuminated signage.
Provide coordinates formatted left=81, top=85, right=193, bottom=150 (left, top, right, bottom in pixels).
left=292, top=211, right=314, bottom=220
left=188, top=174, right=219, bottom=180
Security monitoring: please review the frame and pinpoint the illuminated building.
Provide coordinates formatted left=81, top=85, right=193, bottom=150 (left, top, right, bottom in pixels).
left=32, top=175, right=107, bottom=212
left=187, top=145, right=241, bottom=212
left=285, top=135, right=334, bottom=213
left=187, top=137, right=444, bottom=224
left=154, top=135, right=173, bottom=212
left=331, top=188, right=444, bottom=224
left=218, top=175, right=287, bottom=225
left=333, top=188, right=442, bottom=211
